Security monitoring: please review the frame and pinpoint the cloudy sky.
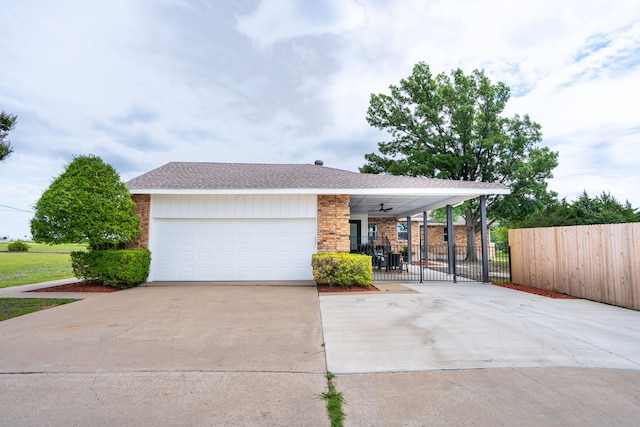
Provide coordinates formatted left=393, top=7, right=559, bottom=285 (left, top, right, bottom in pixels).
left=1, top=0, right=639, bottom=238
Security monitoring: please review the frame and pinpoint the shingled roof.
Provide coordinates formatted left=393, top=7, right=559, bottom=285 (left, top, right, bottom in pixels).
left=126, top=162, right=509, bottom=193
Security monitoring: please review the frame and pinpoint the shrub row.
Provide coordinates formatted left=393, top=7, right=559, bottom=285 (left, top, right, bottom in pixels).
left=311, top=253, right=373, bottom=287
left=71, top=248, right=151, bottom=289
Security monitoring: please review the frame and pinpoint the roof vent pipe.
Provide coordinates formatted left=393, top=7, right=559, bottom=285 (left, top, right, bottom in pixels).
left=314, top=160, right=324, bottom=166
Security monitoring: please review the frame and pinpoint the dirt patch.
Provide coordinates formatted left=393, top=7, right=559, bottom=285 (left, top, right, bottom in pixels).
left=28, top=281, right=118, bottom=293
left=492, top=282, right=576, bottom=299
left=318, top=284, right=380, bottom=294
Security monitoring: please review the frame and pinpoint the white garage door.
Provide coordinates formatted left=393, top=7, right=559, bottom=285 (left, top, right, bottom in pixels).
left=150, top=217, right=317, bottom=281
left=148, top=194, right=317, bottom=281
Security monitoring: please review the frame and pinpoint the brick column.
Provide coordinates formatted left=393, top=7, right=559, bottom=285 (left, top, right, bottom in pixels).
left=125, top=194, right=150, bottom=249
left=317, top=195, right=350, bottom=253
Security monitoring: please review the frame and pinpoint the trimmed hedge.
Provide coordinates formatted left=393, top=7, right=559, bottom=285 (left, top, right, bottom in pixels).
left=311, top=253, right=373, bottom=287
left=71, top=248, right=151, bottom=289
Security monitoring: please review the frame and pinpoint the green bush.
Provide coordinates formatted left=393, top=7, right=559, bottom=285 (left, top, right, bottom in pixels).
left=71, top=248, right=151, bottom=289
left=311, top=253, right=373, bottom=287
left=7, top=240, right=30, bottom=252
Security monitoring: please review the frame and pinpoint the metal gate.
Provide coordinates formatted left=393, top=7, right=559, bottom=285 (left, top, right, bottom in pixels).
left=359, top=240, right=511, bottom=283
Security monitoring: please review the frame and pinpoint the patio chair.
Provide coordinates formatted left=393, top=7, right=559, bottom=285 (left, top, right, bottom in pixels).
left=387, top=253, right=407, bottom=272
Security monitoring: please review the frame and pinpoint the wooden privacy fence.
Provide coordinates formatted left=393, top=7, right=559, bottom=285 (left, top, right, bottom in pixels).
left=510, top=223, right=640, bottom=310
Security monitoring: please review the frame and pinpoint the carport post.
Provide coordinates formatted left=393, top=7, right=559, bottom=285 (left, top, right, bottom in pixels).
left=423, top=211, right=428, bottom=250
left=446, top=204, right=455, bottom=279
left=406, top=216, right=412, bottom=264
left=422, top=211, right=428, bottom=283
left=480, top=195, right=490, bottom=283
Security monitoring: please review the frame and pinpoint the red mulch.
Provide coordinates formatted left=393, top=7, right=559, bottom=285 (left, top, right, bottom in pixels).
left=28, top=281, right=118, bottom=293
left=317, top=282, right=577, bottom=298
left=492, top=282, right=576, bottom=299
left=318, top=284, right=380, bottom=293
left=28, top=280, right=574, bottom=299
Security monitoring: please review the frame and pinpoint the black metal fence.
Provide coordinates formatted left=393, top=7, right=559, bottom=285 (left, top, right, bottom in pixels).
left=354, top=239, right=511, bottom=282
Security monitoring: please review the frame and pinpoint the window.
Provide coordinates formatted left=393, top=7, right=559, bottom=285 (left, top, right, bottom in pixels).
left=368, top=224, right=377, bottom=241
left=349, top=220, right=361, bottom=252
left=397, top=222, right=408, bottom=241
left=443, top=227, right=448, bottom=242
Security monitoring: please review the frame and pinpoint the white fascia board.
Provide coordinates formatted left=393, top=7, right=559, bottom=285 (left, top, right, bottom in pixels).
left=128, top=187, right=510, bottom=196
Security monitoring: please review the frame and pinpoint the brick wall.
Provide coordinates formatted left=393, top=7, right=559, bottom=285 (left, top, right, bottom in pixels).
left=317, top=195, right=350, bottom=253
left=368, top=218, right=481, bottom=247
left=125, top=194, right=150, bottom=249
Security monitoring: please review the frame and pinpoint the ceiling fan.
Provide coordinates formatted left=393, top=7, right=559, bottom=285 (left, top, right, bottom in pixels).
left=376, top=203, right=393, bottom=212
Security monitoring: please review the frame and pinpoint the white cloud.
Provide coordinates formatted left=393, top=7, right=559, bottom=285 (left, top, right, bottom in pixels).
left=236, top=0, right=367, bottom=48
left=1, top=0, right=640, bottom=238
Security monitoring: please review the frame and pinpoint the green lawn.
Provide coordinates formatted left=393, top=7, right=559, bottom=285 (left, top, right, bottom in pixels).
left=0, top=243, right=86, bottom=288
left=0, top=298, right=79, bottom=321
left=491, top=250, right=510, bottom=265
left=0, top=242, right=87, bottom=253
left=0, top=253, right=75, bottom=288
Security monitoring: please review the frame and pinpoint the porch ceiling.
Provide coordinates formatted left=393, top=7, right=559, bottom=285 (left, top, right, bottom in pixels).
left=349, top=194, right=478, bottom=218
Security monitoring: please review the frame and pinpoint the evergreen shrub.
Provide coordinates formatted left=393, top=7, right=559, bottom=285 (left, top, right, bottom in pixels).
left=71, top=248, right=151, bottom=289
left=311, top=253, right=372, bottom=287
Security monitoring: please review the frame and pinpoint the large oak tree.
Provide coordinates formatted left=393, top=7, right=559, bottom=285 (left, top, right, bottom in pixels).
left=362, top=63, right=559, bottom=258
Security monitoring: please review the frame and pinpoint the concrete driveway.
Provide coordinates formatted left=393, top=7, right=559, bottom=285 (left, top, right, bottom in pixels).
left=0, top=282, right=328, bottom=426
left=2, top=280, right=640, bottom=426
left=320, top=282, right=640, bottom=373
left=320, top=282, right=640, bottom=426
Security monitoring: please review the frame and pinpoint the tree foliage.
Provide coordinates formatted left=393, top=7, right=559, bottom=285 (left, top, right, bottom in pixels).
left=31, top=155, right=140, bottom=250
left=513, top=191, right=640, bottom=228
left=361, top=63, right=559, bottom=256
left=0, top=111, right=18, bottom=162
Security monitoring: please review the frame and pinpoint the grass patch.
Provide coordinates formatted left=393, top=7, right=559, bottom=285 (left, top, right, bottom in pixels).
left=319, top=372, right=346, bottom=427
left=0, top=298, right=79, bottom=321
left=0, top=242, right=85, bottom=288
left=0, top=253, right=75, bottom=288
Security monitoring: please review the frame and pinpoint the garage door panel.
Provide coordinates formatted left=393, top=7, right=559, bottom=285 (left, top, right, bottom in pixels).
left=151, top=218, right=315, bottom=281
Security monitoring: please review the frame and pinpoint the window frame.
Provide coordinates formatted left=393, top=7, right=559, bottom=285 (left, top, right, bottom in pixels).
left=368, top=223, right=378, bottom=241
left=397, top=222, right=408, bottom=241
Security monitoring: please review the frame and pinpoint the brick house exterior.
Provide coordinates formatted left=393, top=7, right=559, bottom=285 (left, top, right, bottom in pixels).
left=125, top=162, right=508, bottom=281
left=367, top=217, right=482, bottom=248
left=125, top=194, right=150, bottom=250
left=316, top=195, right=351, bottom=253
left=126, top=192, right=483, bottom=256
left=127, top=193, right=355, bottom=255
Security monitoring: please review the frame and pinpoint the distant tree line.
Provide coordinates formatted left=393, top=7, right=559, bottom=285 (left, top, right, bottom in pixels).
left=512, top=191, right=640, bottom=228
left=491, top=191, right=640, bottom=247
left=0, top=111, right=18, bottom=162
